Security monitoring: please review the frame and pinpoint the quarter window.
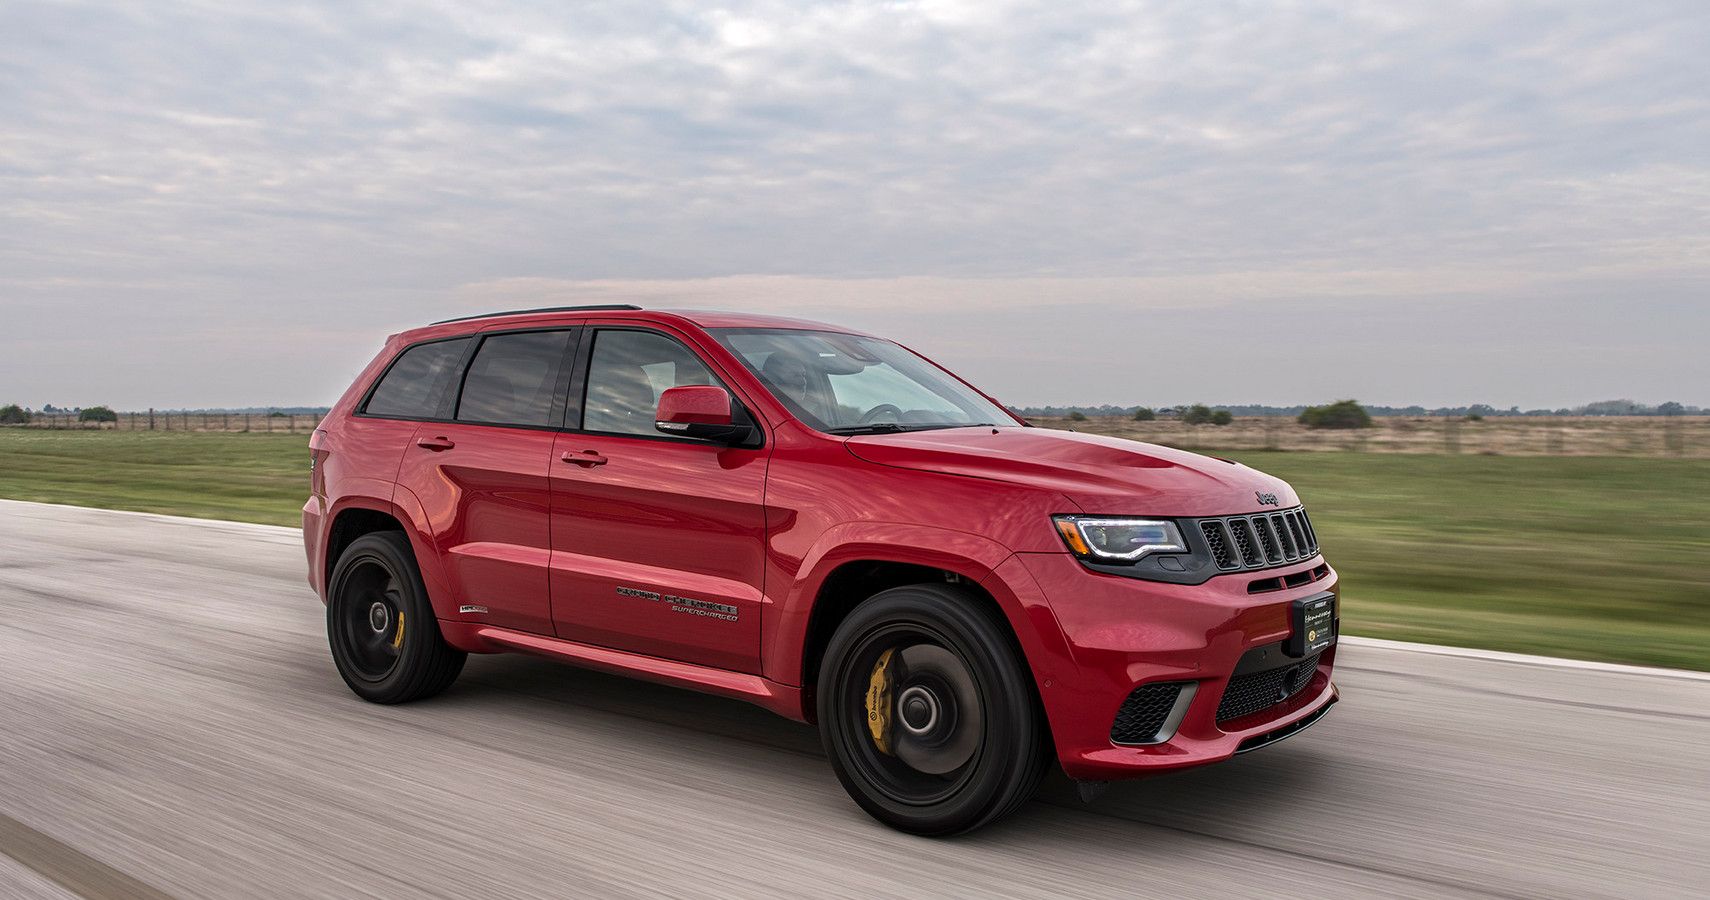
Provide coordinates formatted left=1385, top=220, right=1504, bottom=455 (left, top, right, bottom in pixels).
left=364, top=338, right=471, bottom=419
left=456, top=331, right=573, bottom=427
left=582, top=330, right=719, bottom=435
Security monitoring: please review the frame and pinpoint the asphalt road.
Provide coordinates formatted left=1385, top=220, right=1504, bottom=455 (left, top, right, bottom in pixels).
left=1, top=499, right=1707, bottom=899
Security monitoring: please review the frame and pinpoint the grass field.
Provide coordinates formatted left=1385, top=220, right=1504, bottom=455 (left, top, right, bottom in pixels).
left=1, top=429, right=1705, bottom=670
left=0, top=429, right=310, bottom=526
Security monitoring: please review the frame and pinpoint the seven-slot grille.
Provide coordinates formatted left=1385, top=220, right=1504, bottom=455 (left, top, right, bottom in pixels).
left=1199, top=508, right=1318, bottom=571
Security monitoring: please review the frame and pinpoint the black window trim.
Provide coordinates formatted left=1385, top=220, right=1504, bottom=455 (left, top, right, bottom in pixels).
left=451, top=327, right=580, bottom=430
left=567, top=325, right=766, bottom=449
left=355, top=334, right=478, bottom=423
left=354, top=327, right=582, bottom=434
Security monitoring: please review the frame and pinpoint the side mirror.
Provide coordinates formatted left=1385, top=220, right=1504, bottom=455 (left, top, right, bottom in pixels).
left=655, top=385, right=753, bottom=444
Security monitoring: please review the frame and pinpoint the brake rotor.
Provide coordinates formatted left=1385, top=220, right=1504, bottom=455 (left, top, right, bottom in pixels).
left=890, top=644, right=981, bottom=775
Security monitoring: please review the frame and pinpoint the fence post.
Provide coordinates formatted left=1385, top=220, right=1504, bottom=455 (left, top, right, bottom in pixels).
left=223, top=412, right=230, bottom=431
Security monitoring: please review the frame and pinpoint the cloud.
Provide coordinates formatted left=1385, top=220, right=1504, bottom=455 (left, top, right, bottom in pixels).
left=0, top=0, right=1707, bottom=408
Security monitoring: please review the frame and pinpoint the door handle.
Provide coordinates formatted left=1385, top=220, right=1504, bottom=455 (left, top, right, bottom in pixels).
left=416, top=436, right=455, bottom=452
left=561, top=450, right=608, bottom=467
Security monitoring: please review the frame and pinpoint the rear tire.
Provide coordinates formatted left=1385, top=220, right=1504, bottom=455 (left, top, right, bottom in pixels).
left=327, top=532, right=465, bottom=704
left=817, top=583, right=1049, bottom=835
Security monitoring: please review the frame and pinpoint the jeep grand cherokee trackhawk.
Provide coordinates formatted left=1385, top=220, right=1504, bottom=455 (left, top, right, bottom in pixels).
left=304, top=304, right=1339, bottom=835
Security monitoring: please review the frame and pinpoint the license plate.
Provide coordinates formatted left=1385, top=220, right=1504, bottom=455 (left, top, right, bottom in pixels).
left=1289, top=593, right=1337, bottom=657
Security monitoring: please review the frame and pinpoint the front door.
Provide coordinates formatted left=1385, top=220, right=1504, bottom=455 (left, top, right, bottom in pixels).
left=548, top=326, right=769, bottom=673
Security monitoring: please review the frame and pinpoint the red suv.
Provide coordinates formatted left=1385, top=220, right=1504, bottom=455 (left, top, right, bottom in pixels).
left=304, top=305, right=1338, bottom=834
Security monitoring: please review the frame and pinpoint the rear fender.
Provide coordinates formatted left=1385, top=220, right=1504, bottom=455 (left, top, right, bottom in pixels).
left=319, top=487, right=451, bottom=620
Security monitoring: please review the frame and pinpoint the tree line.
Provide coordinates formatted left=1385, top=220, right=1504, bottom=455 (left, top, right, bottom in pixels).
left=1016, top=399, right=1702, bottom=419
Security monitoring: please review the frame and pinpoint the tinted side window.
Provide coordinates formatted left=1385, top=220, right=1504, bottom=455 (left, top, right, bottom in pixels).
left=583, top=330, right=717, bottom=436
left=455, top=330, right=573, bottom=427
left=364, top=338, right=471, bottom=419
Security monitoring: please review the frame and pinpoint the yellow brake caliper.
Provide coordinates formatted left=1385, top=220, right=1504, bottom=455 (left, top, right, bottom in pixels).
left=865, top=648, right=896, bottom=755
left=391, top=611, right=406, bottom=649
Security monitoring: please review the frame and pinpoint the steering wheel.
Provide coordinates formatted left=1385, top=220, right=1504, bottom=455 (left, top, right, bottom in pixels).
left=859, top=403, right=905, bottom=426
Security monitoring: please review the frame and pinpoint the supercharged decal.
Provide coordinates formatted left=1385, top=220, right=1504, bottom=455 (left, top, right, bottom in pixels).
left=616, top=586, right=739, bottom=622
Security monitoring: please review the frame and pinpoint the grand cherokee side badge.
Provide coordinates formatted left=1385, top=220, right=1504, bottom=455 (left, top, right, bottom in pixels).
left=616, top=586, right=738, bottom=622
left=1255, top=491, right=1280, bottom=507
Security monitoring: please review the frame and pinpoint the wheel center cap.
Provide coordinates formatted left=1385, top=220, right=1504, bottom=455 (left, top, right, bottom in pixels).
left=368, top=601, right=391, bottom=633
left=897, top=685, right=941, bottom=734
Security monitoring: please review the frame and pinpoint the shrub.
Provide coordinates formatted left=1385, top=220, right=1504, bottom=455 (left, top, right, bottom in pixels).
left=1067, top=410, right=1088, bottom=422
left=0, top=404, right=29, bottom=424
left=1132, top=407, right=1155, bottom=422
left=1210, top=409, right=1233, bottom=426
left=79, top=405, right=118, bottom=423
left=1181, top=404, right=1214, bottom=425
left=1298, top=399, right=1371, bottom=429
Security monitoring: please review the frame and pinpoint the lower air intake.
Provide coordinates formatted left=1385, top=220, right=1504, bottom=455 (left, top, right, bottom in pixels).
left=1110, top=682, right=1189, bottom=744
left=1216, top=652, right=1322, bottom=724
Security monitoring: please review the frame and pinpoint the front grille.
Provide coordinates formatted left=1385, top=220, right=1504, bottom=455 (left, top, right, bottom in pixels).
left=1216, top=652, right=1322, bottom=724
left=1199, top=507, right=1320, bottom=572
left=1111, top=682, right=1187, bottom=744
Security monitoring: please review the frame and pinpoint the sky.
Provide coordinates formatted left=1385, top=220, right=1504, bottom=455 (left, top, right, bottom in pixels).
left=2, top=0, right=1707, bottom=411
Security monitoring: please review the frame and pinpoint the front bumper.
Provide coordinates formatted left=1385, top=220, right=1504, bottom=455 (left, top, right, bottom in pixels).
left=1006, top=551, right=1341, bottom=781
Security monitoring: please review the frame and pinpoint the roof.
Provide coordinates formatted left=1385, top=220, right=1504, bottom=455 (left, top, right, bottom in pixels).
left=400, top=305, right=861, bottom=341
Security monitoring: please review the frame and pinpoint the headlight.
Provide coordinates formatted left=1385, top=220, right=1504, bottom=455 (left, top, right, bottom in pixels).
left=1052, top=516, right=1188, bottom=562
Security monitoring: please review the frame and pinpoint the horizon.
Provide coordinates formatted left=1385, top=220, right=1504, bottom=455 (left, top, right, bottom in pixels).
left=11, top=398, right=1705, bottom=417
left=3, top=2, right=1708, bottom=409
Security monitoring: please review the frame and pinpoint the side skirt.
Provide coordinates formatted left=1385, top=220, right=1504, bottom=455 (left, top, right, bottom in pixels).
left=440, top=620, right=809, bottom=723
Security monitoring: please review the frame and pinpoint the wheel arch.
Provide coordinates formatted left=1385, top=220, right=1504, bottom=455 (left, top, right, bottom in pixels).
left=319, top=489, right=449, bottom=617
left=768, top=523, right=1059, bottom=719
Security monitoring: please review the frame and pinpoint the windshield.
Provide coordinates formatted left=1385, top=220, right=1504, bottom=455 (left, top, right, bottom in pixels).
left=712, top=329, right=1018, bottom=434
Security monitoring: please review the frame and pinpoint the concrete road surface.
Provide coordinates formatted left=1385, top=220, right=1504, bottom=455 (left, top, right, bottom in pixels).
left=1, top=499, right=1707, bottom=899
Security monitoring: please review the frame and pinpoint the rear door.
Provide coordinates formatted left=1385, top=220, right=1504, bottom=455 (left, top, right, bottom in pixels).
left=394, top=327, right=577, bottom=635
left=548, top=325, right=769, bottom=673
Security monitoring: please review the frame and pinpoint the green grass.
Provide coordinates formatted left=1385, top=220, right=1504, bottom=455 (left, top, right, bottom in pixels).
left=0, top=429, right=311, bottom=527
left=1, top=430, right=1705, bottom=669
left=1224, top=451, right=1710, bottom=671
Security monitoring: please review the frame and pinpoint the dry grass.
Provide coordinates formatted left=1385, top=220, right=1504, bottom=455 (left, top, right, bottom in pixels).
left=1030, top=415, right=1708, bottom=458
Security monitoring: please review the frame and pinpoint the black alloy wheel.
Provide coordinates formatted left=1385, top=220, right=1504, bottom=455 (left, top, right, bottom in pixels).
left=327, top=532, right=465, bottom=704
left=818, top=583, right=1050, bottom=835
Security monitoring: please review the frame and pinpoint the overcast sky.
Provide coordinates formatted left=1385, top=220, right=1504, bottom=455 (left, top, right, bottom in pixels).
left=3, top=0, right=1706, bottom=410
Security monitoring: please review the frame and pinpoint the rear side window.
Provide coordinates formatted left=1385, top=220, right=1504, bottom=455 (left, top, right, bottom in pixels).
left=364, top=338, right=471, bottom=419
left=456, top=330, right=574, bottom=427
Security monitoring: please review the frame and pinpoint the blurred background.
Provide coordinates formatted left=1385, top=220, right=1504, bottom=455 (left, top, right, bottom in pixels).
left=1, top=1, right=1706, bottom=898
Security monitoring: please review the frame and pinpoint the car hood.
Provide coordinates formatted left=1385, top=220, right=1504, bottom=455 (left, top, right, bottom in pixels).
left=844, top=427, right=1298, bottom=516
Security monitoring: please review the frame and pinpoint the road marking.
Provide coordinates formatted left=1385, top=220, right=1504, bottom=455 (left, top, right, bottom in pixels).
left=1340, top=636, right=1710, bottom=683
left=4, top=498, right=1705, bottom=683
left=0, top=812, right=174, bottom=900
left=0, top=498, right=298, bottom=536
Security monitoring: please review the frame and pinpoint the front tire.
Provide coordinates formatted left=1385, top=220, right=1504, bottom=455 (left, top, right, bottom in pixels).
left=327, top=532, right=465, bottom=704
left=817, top=584, right=1049, bottom=835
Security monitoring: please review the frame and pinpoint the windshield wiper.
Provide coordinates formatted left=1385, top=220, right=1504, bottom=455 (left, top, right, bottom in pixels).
left=825, top=423, right=912, bottom=435
left=826, top=422, right=1000, bottom=436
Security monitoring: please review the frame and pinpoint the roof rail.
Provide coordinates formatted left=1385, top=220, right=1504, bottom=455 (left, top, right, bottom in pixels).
left=432, top=304, right=643, bottom=325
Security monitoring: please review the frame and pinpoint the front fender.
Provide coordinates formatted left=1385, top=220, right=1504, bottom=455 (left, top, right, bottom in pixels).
left=762, top=522, right=1070, bottom=700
